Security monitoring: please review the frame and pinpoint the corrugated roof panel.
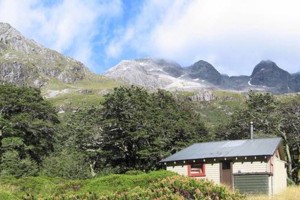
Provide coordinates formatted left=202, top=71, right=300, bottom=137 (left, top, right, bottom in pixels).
left=160, top=137, right=282, bottom=163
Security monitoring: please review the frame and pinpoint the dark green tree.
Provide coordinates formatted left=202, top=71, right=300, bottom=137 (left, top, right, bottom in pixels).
left=0, top=149, right=38, bottom=177
left=56, top=106, right=103, bottom=177
left=216, top=91, right=300, bottom=182
left=216, top=91, right=279, bottom=140
left=0, top=84, right=59, bottom=176
left=101, top=86, right=208, bottom=172
left=277, top=95, right=300, bottom=182
left=41, top=148, right=90, bottom=179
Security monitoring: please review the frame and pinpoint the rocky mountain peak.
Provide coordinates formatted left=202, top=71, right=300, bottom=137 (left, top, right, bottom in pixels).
left=0, top=22, right=90, bottom=87
left=105, top=58, right=300, bottom=93
left=0, top=22, right=43, bottom=54
left=186, top=60, right=223, bottom=85
left=251, top=60, right=281, bottom=76
left=250, top=60, right=291, bottom=93
left=105, top=58, right=207, bottom=90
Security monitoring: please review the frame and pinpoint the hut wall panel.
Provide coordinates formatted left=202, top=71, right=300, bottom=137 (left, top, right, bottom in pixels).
left=233, top=161, right=269, bottom=173
left=273, top=156, right=287, bottom=195
left=205, top=163, right=220, bottom=184
left=167, top=165, right=188, bottom=176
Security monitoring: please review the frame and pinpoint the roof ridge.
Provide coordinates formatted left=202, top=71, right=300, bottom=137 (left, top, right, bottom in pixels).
left=193, top=137, right=281, bottom=145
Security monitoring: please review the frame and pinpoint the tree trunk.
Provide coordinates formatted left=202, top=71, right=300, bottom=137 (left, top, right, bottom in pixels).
left=89, top=161, right=96, bottom=177
left=281, top=132, right=293, bottom=178
left=298, top=154, right=300, bottom=184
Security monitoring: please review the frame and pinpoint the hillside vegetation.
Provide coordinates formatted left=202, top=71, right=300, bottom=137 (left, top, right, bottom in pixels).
left=42, top=74, right=121, bottom=110
left=0, top=170, right=244, bottom=200
left=0, top=83, right=300, bottom=199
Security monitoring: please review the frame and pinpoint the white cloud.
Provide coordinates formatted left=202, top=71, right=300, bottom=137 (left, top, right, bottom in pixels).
left=105, top=0, right=178, bottom=58
left=0, top=0, right=45, bottom=33
left=107, top=0, right=300, bottom=75
left=0, top=0, right=122, bottom=70
left=1, top=0, right=300, bottom=74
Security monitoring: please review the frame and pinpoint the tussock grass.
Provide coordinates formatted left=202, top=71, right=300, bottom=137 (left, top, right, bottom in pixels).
left=247, top=186, right=300, bottom=200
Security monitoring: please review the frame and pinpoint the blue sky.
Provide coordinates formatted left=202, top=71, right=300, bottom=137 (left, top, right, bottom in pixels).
left=1, top=0, right=300, bottom=76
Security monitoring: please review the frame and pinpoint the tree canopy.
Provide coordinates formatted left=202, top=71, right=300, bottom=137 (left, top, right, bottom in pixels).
left=216, top=91, right=300, bottom=183
left=100, top=86, right=208, bottom=172
left=1, top=83, right=299, bottom=183
left=216, top=91, right=279, bottom=140
left=0, top=84, right=59, bottom=177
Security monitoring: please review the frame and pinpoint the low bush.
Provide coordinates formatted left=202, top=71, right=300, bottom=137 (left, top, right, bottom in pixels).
left=96, top=175, right=245, bottom=200
left=0, top=170, right=245, bottom=199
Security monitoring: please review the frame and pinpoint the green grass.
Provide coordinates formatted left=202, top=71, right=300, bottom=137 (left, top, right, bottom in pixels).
left=0, top=171, right=176, bottom=199
left=0, top=176, right=59, bottom=199
left=81, top=170, right=175, bottom=195
left=42, top=75, right=121, bottom=108
left=193, top=90, right=246, bottom=131
left=0, top=170, right=245, bottom=199
left=48, top=92, right=104, bottom=109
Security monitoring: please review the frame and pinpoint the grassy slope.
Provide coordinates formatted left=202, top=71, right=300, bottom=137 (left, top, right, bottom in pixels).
left=194, top=90, right=246, bottom=132
left=45, top=81, right=298, bottom=131
left=0, top=170, right=245, bottom=200
left=193, top=90, right=299, bottom=132
left=42, top=74, right=122, bottom=109
left=246, top=186, right=300, bottom=200
left=0, top=171, right=175, bottom=199
left=0, top=171, right=174, bottom=199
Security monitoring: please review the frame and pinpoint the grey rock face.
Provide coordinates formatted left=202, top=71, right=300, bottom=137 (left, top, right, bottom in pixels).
left=186, top=60, right=223, bottom=85
left=188, top=90, right=215, bottom=102
left=250, top=60, right=291, bottom=93
left=105, top=58, right=208, bottom=90
left=106, top=58, right=299, bottom=94
left=289, top=73, right=300, bottom=92
left=149, top=59, right=184, bottom=77
left=222, top=75, right=250, bottom=90
left=0, top=62, right=40, bottom=85
left=0, top=22, right=90, bottom=86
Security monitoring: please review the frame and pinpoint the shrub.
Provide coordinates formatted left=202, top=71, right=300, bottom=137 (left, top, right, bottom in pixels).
left=0, top=170, right=245, bottom=200
left=97, top=176, right=245, bottom=200
left=125, top=170, right=145, bottom=175
left=41, top=149, right=91, bottom=179
left=0, top=150, right=38, bottom=178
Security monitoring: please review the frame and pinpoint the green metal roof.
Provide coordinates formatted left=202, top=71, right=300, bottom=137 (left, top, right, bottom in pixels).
left=161, top=137, right=283, bottom=163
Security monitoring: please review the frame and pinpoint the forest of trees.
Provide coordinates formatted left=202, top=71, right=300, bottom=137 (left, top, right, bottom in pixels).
left=0, top=84, right=299, bottom=183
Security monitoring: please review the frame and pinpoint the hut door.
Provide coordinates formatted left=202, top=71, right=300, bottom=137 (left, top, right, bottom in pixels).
left=221, top=161, right=232, bottom=187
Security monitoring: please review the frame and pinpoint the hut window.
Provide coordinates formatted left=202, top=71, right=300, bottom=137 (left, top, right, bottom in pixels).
left=222, top=161, right=231, bottom=170
left=188, top=163, right=205, bottom=177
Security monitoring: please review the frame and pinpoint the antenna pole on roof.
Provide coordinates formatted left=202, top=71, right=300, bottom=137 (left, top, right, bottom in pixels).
left=250, top=121, right=254, bottom=139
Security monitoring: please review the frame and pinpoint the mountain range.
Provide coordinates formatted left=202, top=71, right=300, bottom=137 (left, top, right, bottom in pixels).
left=0, top=22, right=93, bottom=87
left=0, top=22, right=119, bottom=108
left=106, top=58, right=300, bottom=93
left=1, top=22, right=299, bottom=99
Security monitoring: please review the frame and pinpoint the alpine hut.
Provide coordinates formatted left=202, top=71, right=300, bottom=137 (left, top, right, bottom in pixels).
left=160, top=137, right=287, bottom=196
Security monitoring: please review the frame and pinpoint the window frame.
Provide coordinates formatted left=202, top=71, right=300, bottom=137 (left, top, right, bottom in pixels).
left=222, top=161, right=231, bottom=170
left=187, top=163, right=206, bottom=177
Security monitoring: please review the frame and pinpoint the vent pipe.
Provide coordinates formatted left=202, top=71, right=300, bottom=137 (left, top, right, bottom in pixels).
left=250, top=121, right=254, bottom=139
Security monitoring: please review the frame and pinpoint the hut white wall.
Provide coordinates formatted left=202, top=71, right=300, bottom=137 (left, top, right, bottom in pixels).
left=272, top=156, right=287, bottom=195
left=204, top=163, right=220, bottom=184
left=232, top=161, right=269, bottom=173
left=167, top=165, right=188, bottom=176
left=166, top=163, right=220, bottom=184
